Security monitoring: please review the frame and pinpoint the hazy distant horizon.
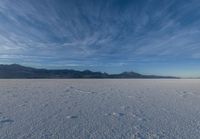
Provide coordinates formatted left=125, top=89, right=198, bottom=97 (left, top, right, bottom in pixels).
left=1, top=63, right=199, bottom=78
left=0, top=0, right=200, bottom=77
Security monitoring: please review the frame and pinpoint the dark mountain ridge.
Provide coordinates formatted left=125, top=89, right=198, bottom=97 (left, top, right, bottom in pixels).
left=0, top=64, right=178, bottom=79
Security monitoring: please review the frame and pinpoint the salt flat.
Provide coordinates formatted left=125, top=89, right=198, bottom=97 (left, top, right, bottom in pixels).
left=0, top=79, right=200, bottom=139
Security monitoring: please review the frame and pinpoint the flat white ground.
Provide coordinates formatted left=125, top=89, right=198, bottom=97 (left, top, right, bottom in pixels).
left=0, top=79, right=200, bottom=139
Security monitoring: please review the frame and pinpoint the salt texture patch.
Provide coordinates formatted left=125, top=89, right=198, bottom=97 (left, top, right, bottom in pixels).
left=0, top=79, right=200, bottom=139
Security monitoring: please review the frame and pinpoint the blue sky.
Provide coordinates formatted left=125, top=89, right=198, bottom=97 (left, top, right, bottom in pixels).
left=0, top=0, right=200, bottom=77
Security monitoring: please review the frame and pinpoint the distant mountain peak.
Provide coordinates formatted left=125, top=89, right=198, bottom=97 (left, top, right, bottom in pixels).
left=0, top=64, right=178, bottom=79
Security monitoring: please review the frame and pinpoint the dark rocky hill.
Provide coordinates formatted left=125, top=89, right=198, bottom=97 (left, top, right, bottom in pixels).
left=0, top=64, right=178, bottom=79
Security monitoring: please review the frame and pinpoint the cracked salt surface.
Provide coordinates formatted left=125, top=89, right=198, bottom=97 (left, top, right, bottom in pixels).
left=0, top=79, right=200, bottom=139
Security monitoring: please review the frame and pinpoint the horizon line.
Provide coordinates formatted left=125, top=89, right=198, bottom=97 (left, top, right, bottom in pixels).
left=0, top=63, right=193, bottom=79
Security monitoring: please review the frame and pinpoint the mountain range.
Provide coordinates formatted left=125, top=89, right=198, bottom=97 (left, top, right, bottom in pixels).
left=0, top=64, right=178, bottom=79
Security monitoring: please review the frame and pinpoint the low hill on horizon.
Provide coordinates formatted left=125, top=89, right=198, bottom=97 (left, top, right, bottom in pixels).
left=0, top=64, right=178, bottom=79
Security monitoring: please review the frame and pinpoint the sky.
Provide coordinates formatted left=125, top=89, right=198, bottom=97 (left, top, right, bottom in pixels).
left=0, top=0, right=200, bottom=77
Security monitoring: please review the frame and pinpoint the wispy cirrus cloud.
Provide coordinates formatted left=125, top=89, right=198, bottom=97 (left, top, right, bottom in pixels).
left=0, top=0, right=200, bottom=76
